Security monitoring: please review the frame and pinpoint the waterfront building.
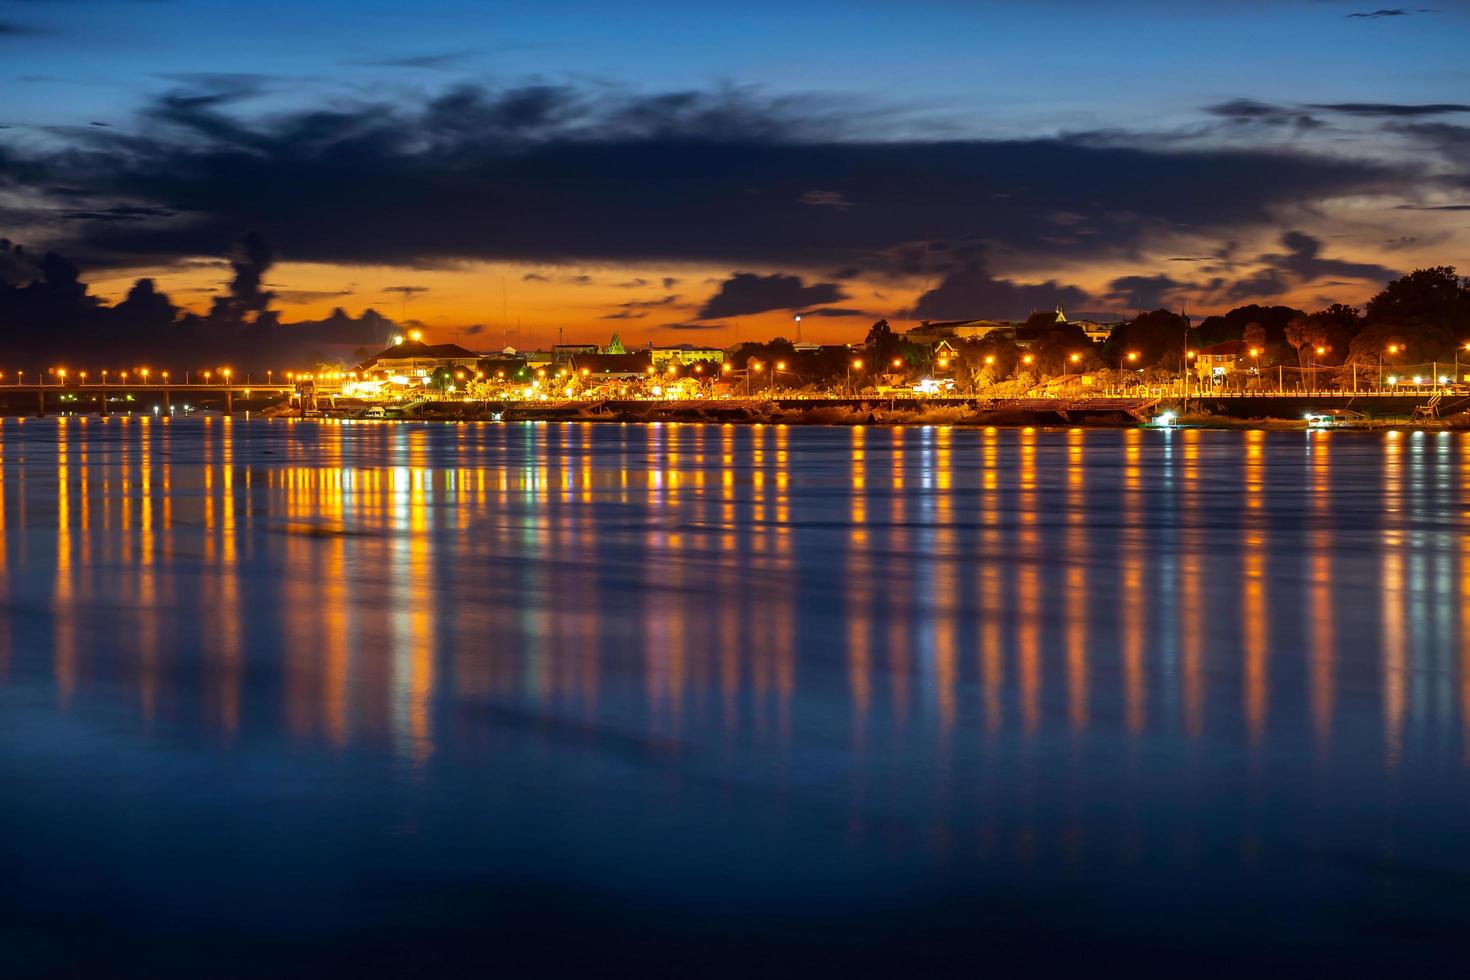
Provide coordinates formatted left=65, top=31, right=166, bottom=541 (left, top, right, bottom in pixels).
left=906, top=319, right=1015, bottom=344
left=1196, top=340, right=1248, bottom=382
left=650, top=344, right=724, bottom=368
left=358, top=338, right=480, bottom=383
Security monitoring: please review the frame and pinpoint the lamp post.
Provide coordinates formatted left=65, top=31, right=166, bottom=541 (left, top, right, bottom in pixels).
left=1379, top=344, right=1400, bottom=390
left=1457, top=343, right=1470, bottom=387
left=846, top=358, right=863, bottom=396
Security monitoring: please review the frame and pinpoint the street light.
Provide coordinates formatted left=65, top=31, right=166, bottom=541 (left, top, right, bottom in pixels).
left=1379, top=344, right=1400, bottom=389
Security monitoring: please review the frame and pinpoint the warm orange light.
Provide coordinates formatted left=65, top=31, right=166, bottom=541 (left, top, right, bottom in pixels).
left=851, top=359, right=863, bottom=369
left=752, top=362, right=763, bottom=373
left=776, top=361, right=786, bottom=371
left=1186, top=350, right=1196, bottom=359
left=646, top=366, right=655, bottom=375
left=409, top=329, right=424, bottom=342
left=721, top=362, right=733, bottom=373
left=1249, top=348, right=1260, bottom=357
left=938, top=358, right=949, bottom=368
left=1127, top=352, right=1139, bottom=362
left=891, top=358, right=902, bottom=368
left=1069, top=353, right=1081, bottom=363
left=1022, top=354, right=1034, bottom=365
left=1314, top=346, right=1325, bottom=355
left=1387, top=344, right=1400, bottom=354
left=983, top=355, right=995, bottom=365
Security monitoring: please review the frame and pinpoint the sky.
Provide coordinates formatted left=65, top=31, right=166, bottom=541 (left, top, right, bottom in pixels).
left=2, top=0, right=1469, bottom=349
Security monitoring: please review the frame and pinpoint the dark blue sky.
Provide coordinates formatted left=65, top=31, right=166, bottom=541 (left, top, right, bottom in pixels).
left=2, top=0, right=1468, bottom=341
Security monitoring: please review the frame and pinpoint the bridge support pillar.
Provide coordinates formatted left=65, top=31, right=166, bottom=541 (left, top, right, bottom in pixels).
left=35, top=389, right=45, bottom=418
left=225, top=388, right=233, bottom=415
left=99, top=389, right=108, bottom=417
left=163, top=387, right=170, bottom=415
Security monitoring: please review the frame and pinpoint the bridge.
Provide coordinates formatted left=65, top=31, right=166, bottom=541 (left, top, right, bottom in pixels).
left=0, top=381, right=296, bottom=416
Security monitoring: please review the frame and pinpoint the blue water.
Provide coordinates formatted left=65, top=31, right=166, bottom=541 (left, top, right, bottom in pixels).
left=0, top=417, right=1467, bottom=976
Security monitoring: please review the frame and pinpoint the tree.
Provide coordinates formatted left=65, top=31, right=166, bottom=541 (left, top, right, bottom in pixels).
left=1242, top=322, right=1266, bottom=353
left=1026, top=324, right=1100, bottom=376
left=863, top=319, right=901, bottom=365
left=1101, top=309, right=1189, bottom=369
left=1365, top=266, right=1470, bottom=330
left=1283, top=316, right=1328, bottom=369
left=1194, top=304, right=1304, bottom=348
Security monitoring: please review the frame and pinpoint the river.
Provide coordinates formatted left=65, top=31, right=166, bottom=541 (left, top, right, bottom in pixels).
left=0, top=417, right=1466, bottom=976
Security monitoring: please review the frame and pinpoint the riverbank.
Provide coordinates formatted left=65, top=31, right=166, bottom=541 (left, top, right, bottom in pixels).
left=255, top=397, right=1470, bottom=430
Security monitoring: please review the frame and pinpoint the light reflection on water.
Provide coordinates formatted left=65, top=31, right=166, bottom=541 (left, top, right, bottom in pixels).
left=1, top=417, right=1469, bottom=975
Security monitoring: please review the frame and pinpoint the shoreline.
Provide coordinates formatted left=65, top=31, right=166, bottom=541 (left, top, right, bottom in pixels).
left=1, top=406, right=1442, bottom=431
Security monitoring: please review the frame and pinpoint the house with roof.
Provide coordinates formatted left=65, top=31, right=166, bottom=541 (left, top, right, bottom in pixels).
left=1195, top=340, right=1249, bottom=383
left=358, top=339, right=481, bottom=384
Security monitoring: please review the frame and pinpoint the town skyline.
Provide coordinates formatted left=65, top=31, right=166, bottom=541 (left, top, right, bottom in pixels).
left=3, top=1, right=1469, bottom=349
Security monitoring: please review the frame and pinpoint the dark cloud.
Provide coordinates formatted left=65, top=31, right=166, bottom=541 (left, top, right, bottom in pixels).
left=1107, top=274, right=1183, bottom=310
left=1346, top=8, right=1435, bottom=18
left=1311, top=102, right=1470, bottom=117
left=522, top=272, right=549, bottom=282
left=53, top=204, right=178, bottom=222
left=350, top=50, right=479, bottom=70
left=0, top=21, right=41, bottom=37
left=1266, top=229, right=1395, bottom=282
left=1218, top=230, right=1396, bottom=302
left=0, top=82, right=1418, bottom=274
left=697, top=272, right=846, bottom=319
left=1389, top=121, right=1470, bottom=155
left=909, top=258, right=1090, bottom=321
left=382, top=285, right=429, bottom=295
left=1396, top=203, right=1470, bottom=211
left=271, top=286, right=355, bottom=303
left=794, top=307, right=869, bottom=318
left=661, top=277, right=679, bottom=289
left=614, top=278, right=649, bottom=288
left=620, top=294, right=680, bottom=308
left=214, top=231, right=273, bottom=321
left=598, top=310, right=647, bottom=320
left=1205, top=99, right=1321, bottom=130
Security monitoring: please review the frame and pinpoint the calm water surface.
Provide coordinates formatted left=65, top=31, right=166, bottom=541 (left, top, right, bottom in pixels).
left=1, top=417, right=1467, bottom=976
